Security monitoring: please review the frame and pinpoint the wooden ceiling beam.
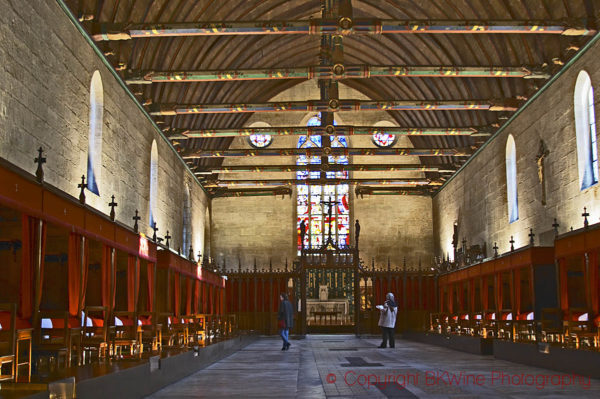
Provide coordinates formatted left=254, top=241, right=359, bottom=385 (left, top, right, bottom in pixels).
left=125, top=65, right=550, bottom=84
left=193, top=163, right=458, bottom=174
left=201, top=178, right=442, bottom=188
left=150, top=99, right=520, bottom=115
left=89, top=19, right=595, bottom=41
left=166, top=125, right=489, bottom=139
left=182, top=147, right=472, bottom=159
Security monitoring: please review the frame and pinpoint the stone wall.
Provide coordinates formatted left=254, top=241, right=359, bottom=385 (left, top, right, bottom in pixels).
left=212, top=80, right=433, bottom=270
left=0, top=1, right=209, bottom=253
left=433, top=36, right=600, bottom=259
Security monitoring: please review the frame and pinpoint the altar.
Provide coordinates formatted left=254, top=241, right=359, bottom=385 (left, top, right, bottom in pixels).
left=305, top=285, right=350, bottom=325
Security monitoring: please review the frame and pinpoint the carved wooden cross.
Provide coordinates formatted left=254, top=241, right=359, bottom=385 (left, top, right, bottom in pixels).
left=582, top=207, right=590, bottom=228
left=152, top=223, right=158, bottom=242
left=509, top=236, right=515, bottom=252
left=34, top=147, right=46, bottom=183
left=552, top=218, right=560, bottom=236
left=78, top=175, right=87, bottom=204
left=493, top=242, right=499, bottom=257
left=132, top=210, right=141, bottom=233
left=528, top=228, right=535, bottom=245
left=164, top=230, right=171, bottom=248
left=108, top=195, right=118, bottom=221
left=535, top=140, right=550, bottom=205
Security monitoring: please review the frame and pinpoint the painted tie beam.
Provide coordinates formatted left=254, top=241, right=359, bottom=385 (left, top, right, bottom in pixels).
left=355, top=186, right=435, bottom=196
left=194, top=164, right=458, bottom=174
left=126, top=65, right=550, bottom=84
left=89, top=20, right=594, bottom=41
left=209, top=187, right=292, bottom=198
left=201, top=178, right=441, bottom=188
left=150, top=100, right=519, bottom=115
left=183, top=148, right=471, bottom=158
left=167, top=126, right=488, bottom=139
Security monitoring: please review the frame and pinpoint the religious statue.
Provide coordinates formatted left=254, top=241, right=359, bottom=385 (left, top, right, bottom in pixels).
left=299, top=219, right=306, bottom=250
left=536, top=140, right=550, bottom=205
left=355, top=219, right=361, bottom=248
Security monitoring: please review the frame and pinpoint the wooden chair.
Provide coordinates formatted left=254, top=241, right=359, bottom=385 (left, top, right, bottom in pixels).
left=497, top=310, right=514, bottom=340
left=513, top=311, right=536, bottom=342
left=564, top=308, right=597, bottom=349
left=138, top=311, right=162, bottom=353
left=111, top=311, right=141, bottom=358
left=35, top=310, right=81, bottom=370
left=480, top=310, right=497, bottom=338
left=0, top=303, right=17, bottom=382
left=81, top=306, right=110, bottom=361
left=539, top=308, right=564, bottom=344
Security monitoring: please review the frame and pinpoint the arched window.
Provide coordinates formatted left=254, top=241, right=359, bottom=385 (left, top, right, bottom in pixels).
left=297, top=113, right=349, bottom=253
left=506, top=135, right=519, bottom=223
left=87, top=71, right=103, bottom=195
left=182, top=184, right=192, bottom=254
left=247, top=121, right=272, bottom=148
left=574, top=71, right=598, bottom=190
left=149, top=140, right=158, bottom=229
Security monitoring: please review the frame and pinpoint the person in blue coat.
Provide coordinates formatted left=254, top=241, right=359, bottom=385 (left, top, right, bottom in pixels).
left=278, top=293, right=294, bottom=350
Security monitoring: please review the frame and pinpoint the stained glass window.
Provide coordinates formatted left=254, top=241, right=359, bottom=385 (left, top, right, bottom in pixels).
left=297, top=113, right=349, bottom=254
left=372, top=133, right=396, bottom=148
left=248, top=134, right=272, bottom=148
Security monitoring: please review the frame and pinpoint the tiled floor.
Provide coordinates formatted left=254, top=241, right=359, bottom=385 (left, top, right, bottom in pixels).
left=147, top=335, right=600, bottom=398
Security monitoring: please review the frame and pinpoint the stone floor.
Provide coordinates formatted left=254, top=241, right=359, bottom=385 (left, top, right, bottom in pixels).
left=147, top=335, right=600, bottom=398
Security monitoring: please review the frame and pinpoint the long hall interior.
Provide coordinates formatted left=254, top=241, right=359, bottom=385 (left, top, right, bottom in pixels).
left=1, top=1, right=600, bottom=398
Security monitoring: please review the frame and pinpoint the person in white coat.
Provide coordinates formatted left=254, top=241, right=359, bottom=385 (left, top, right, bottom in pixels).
left=377, top=292, right=398, bottom=348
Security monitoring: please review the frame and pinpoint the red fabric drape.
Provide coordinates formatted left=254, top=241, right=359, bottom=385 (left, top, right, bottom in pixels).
left=447, top=284, right=453, bottom=313
left=514, top=269, right=521, bottom=315
left=173, top=273, right=180, bottom=316
left=68, top=234, right=81, bottom=316
left=590, top=251, right=599, bottom=314
left=194, top=280, right=200, bottom=314
left=147, top=263, right=155, bottom=312
left=439, top=286, right=444, bottom=313
left=481, top=277, right=488, bottom=310
left=35, top=221, right=46, bottom=315
left=374, top=278, right=381, bottom=306
left=20, top=216, right=35, bottom=319
left=127, top=255, right=139, bottom=313
left=508, top=271, right=514, bottom=311
left=203, top=281, right=209, bottom=313
left=101, top=245, right=109, bottom=309
left=186, top=278, right=193, bottom=315
left=495, top=273, right=502, bottom=311
left=559, top=258, right=568, bottom=311
left=469, top=279, right=475, bottom=312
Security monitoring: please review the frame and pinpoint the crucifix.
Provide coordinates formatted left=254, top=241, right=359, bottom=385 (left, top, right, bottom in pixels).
left=528, top=228, right=535, bottom=246
left=152, top=223, right=158, bottom=242
left=78, top=175, right=87, bottom=204
left=509, top=236, right=515, bottom=252
left=582, top=207, right=590, bottom=228
left=165, top=230, right=171, bottom=248
left=321, top=197, right=339, bottom=248
left=552, top=218, right=560, bottom=237
left=493, top=242, right=499, bottom=258
left=34, top=147, right=46, bottom=183
left=108, top=195, right=118, bottom=221
left=132, top=210, right=141, bottom=233
left=535, top=140, right=550, bottom=205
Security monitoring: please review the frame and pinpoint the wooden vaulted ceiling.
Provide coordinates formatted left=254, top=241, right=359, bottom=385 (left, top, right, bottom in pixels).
left=65, top=0, right=598, bottom=196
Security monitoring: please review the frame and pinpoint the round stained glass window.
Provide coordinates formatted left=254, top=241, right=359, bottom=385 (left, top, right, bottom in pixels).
left=248, top=134, right=272, bottom=148
left=372, top=133, right=397, bottom=148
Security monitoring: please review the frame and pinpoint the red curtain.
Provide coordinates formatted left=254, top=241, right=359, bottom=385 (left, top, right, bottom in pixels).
left=147, top=263, right=155, bottom=312
left=173, top=273, right=180, bottom=316
left=447, top=284, right=453, bottom=313
left=186, top=278, right=193, bottom=315
left=469, top=279, right=475, bottom=312
left=590, top=251, right=599, bottom=314
left=194, top=280, right=200, bottom=314
left=514, top=269, right=521, bottom=315
left=20, top=216, right=40, bottom=320
left=481, top=277, right=489, bottom=310
left=203, top=281, right=209, bottom=313
left=127, top=255, right=139, bottom=313
left=508, top=271, right=514, bottom=311
left=67, top=234, right=83, bottom=316
left=495, top=273, right=502, bottom=311
left=559, top=258, right=568, bottom=311
left=101, top=245, right=115, bottom=311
